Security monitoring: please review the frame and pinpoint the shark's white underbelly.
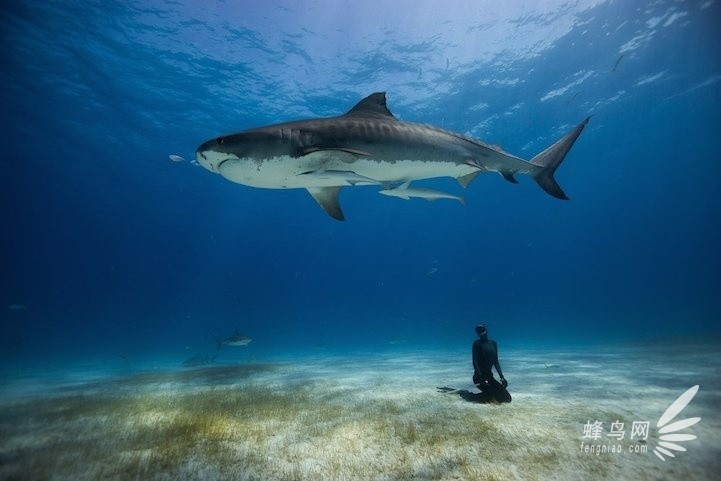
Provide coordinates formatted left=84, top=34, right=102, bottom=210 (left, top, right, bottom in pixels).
left=217, top=155, right=477, bottom=189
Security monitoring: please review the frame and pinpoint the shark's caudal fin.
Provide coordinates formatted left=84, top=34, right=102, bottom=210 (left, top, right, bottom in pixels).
left=530, top=117, right=589, bottom=200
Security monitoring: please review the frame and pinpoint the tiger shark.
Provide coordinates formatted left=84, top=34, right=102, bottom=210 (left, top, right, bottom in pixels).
left=196, top=92, right=588, bottom=220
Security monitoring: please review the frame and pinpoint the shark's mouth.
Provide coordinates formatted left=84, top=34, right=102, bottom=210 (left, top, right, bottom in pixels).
left=215, top=158, right=234, bottom=172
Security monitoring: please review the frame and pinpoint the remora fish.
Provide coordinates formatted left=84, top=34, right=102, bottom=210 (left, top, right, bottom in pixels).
left=196, top=92, right=588, bottom=220
left=379, top=181, right=465, bottom=205
left=215, top=329, right=252, bottom=351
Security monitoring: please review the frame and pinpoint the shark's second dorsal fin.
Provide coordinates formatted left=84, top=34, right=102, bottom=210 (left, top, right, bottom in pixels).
left=344, top=92, right=397, bottom=120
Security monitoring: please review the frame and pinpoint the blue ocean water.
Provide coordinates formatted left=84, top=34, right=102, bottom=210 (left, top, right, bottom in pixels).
left=1, top=0, right=720, bottom=366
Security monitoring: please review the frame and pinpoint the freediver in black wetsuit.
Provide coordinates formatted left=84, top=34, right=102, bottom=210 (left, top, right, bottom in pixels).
left=437, top=323, right=511, bottom=403
left=470, top=324, right=511, bottom=402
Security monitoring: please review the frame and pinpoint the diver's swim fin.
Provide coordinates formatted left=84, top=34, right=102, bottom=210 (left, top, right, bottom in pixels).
left=436, top=386, right=458, bottom=393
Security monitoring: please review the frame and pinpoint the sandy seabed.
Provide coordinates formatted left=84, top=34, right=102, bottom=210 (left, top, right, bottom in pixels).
left=1, top=343, right=719, bottom=481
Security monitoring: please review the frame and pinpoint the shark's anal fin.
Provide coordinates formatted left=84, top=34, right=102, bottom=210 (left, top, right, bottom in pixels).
left=501, top=171, right=519, bottom=184
left=307, top=187, right=345, bottom=221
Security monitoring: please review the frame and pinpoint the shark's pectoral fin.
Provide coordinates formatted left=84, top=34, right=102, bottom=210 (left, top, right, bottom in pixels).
left=340, top=148, right=372, bottom=157
left=456, top=171, right=480, bottom=188
left=300, top=169, right=380, bottom=186
left=501, top=171, right=519, bottom=184
left=307, top=187, right=345, bottom=221
left=301, top=147, right=372, bottom=160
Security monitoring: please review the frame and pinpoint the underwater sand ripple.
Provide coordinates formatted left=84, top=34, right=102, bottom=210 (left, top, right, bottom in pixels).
left=1, top=346, right=719, bottom=481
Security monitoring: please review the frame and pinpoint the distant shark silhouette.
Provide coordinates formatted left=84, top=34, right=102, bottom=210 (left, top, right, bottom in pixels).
left=214, top=330, right=252, bottom=351
left=196, top=92, right=588, bottom=220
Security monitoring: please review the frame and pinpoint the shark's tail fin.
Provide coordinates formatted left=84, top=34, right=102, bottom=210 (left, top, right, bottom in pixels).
left=530, top=117, right=589, bottom=200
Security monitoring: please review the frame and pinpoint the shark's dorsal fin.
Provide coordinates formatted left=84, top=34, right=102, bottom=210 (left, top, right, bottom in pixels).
left=344, top=92, right=397, bottom=120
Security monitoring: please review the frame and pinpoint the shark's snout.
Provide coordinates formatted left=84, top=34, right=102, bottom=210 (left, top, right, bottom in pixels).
left=195, top=148, right=211, bottom=171
left=195, top=139, right=226, bottom=173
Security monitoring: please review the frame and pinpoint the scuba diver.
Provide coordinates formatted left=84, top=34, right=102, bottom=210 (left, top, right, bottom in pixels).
left=437, top=323, right=511, bottom=403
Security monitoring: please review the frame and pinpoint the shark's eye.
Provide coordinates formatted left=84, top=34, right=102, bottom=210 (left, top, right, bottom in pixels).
left=217, top=137, right=225, bottom=145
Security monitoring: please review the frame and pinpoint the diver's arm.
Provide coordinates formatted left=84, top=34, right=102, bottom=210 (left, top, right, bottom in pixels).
left=493, top=342, right=505, bottom=379
left=472, top=342, right=482, bottom=373
left=494, top=359, right=504, bottom=379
